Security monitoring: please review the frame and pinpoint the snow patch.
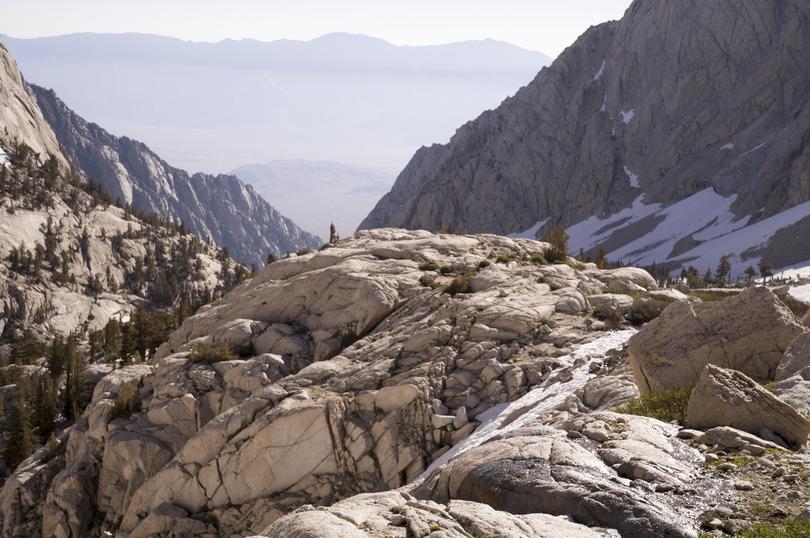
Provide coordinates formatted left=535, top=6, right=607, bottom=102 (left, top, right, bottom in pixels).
left=600, top=93, right=608, bottom=113
left=774, top=263, right=810, bottom=281
left=567, top=188, right=750, bottom=270
left=508, top=218, right=549, bottom=240
left=721, top=143, right=735, bottom=151
left=620, top=109, right=635, bottom=124
left=789, top=283, right=810, bottom=303
left=623, top=166, right=640, bottom=188
left=415, top=329, right=637, bottom=482
left=592, top=60, right=606, bottom=82
left=0, top=147, right=8, bottom=167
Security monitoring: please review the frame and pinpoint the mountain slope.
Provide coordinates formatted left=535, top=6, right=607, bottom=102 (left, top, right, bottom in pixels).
left=232, top=159, right=394, bottom=237
left=2, top=33, right=550, bottom=172
left=0, top=43, right=244, bottom=337
left=30, top=85, right=320, bottom=267
left=361, top=0, right=810, bottom=275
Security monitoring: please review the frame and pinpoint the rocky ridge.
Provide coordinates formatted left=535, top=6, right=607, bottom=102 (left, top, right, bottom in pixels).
left=29, top=84, right=320, bottom=267
left=361, top=0, right=810, bottom=275
left=0, top=228, right=749, bottom=537
left=3, top=229, right=810, bottom=536
left=0, top=43, right=244, bottom=337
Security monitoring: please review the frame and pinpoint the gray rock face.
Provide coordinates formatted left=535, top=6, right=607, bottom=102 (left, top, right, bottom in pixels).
left=30, top=85, right=320, bottom=267
left=687, top=364, right=810, bottom=449
left=0, top=43, right=239, bottom=336
left=361, top=0, right=810, bottom=273
left=628, top=287, right=803, bottom=394
left=0, top=43, right=67, bottom=170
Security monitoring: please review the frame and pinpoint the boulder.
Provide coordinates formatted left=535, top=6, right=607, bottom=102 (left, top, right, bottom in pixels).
left=588, top=293, right=633, bottom=320
left=261, top=491, right=599, bottom=537
left=586, top=267, right=659, bottom=291
left=697, top=426, right=786, bottom=452
left=775, top=333, right=810, bottom=413
left=628, top=287, right=804, bottom=394
left=554, top=291, right=589, bottom=315
left=687, top=365, right=810, bottom=448
left=428, top=425, right=694, bottom=537
left=776, top=332, right=810, bottom=381
left=774, top=286, right=810, bottom=319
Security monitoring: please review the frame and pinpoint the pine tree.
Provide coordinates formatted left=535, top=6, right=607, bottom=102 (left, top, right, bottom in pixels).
left=715, top=256, right=732, bottom=287
left=11, top=329, right=43, bottom=366
left=543, top=227, right=570, bottom=263
left=47, top=335, right=66, bottom=378
left=329, top=223, right=339, bottom=245
left=3, top=396, right=34, bottom=470
left=744, top=266, right=757, bottom=286
left=759, top=260, right=774, bottom=284
left=594, top=247, right=607, bottom=269
left=63, top=337, right=86, bottom=420
left=33, top=374, right=57, bottom=440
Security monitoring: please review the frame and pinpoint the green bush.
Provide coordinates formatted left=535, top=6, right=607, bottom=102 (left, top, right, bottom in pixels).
left=615, top=385, right=693, bottom=425
left=419, top=261, right=440, bottom=271
left=188, top=342, right=238, bottom=364
left=566, top=260, right=587, bottom=271
left=477, top=260, right=491, bottom=269
left=530, top=253, right=548, bottom=265
left=741, top=519, right=810, bottom=538
left=439, top=265, right=453, bottom=275
left=496, top=254, right=518, bottom=264
left=688, top=291, right=726, bottom=302
left=445, top=275, right=472, bottom=296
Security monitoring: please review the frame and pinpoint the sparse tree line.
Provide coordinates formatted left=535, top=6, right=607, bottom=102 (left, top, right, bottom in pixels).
left=0, top=143, right=255, bottom=477
left=0, top=300, right=203, bottom=474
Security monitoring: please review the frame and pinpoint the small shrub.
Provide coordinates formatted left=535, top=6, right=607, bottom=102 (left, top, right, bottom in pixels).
left=109, top=383, right=138, bottom=420
left=296, top=247, right=312, bottom=256
left=496, top=254, right=518, bottom=264
left=763, top=380, right=777, bottom=393
left=445, top=275, right=472, bottom=296
left=477, top=260, right=491, bottom=269
left=188, top=342, right=238, bottom=364
left=419, top=274, right=436, bottom=287
left=615, top=385, right=693, bottom=425
left=688, top=291, right=726, bottom=302
left=530, top=253, right=548, bottom=265
left=419, top=261, right=440, bottom=272
left=603, top=287, right=646, bottom=299
left=566, top=260, right=587, bottom=271
left=439, top=265, right=453, bottom=275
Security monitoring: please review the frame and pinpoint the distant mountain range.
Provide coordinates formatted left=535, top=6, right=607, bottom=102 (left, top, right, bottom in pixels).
left=2, top=32, right=551, bottom=173
left=362, top=0, right=810, bottom=276
left=232, top=160, right=395, bottom=237
left=30, top=84, right=320, bottom=267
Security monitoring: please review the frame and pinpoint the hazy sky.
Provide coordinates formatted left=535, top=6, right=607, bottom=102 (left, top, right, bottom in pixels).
left=2, top=0, right=632, bottom=56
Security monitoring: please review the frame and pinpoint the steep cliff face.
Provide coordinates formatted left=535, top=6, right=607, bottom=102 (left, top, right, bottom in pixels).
left=0, top=43, right=67, bottom=170
left=30, top=85, right=320, bottom=267
left=362, top=0, right=810, bottom=274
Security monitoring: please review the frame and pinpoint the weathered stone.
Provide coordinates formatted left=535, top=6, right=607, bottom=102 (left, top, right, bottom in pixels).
left=687, top=365, right=810, bottom=448
left=629, top=288, right=803, bottom=394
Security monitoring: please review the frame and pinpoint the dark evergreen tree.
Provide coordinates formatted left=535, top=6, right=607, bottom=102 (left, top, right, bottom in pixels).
left=3, top=396, right=34, bottom=470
